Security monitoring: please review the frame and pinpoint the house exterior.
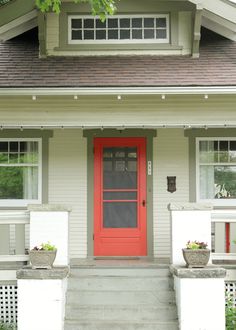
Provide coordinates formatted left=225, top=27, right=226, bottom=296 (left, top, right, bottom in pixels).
left=0, top=1, right=236, bottom=328
left=0, top=0, right=236, bottom=261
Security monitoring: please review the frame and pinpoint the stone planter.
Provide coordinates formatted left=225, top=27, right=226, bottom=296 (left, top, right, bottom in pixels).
left=29, top=250, right=57, bottom=269
left=182, top=249, right=210, bottom=268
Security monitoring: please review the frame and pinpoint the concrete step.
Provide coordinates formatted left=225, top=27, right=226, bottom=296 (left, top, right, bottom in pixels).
left=66, top=289, right=176, bottom=306
left=67, top=276, right=172, bottom=291
left=69, top=267, right=170, bottom=278
left=64, top=320, right=179, bottom=330
left=65, top=304, right=178, bottom=322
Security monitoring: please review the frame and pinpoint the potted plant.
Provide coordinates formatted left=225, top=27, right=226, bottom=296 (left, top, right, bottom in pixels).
left=29, top=242, right=57, bottom=269
left=182, top=240, right=210, bottom=268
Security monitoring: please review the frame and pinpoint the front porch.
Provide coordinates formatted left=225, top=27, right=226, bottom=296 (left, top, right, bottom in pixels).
left=0, top=204, right=235, bottom=329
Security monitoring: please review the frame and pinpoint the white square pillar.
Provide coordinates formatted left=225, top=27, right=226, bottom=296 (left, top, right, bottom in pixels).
left=28, top=204, right=71, bottom=266
left=171, top=266, right=226, bottom=330
left=17, top=268, right=69, bottom=330
left=169, top=203, right=213, bottom=265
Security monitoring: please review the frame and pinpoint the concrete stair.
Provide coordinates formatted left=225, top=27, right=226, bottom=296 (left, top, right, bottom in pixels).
left=64, top=265, right=179, bottom=330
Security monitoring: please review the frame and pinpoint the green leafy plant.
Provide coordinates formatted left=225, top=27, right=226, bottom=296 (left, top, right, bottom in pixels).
left=186, top=240, right=208, bottom=250
left=35, top=0, right=118, bottom=20
left=0, top=321, right=16, bottom=330
left=32, top=241, right=56, bottom=251
left=226, top=293, right=236, bottom=329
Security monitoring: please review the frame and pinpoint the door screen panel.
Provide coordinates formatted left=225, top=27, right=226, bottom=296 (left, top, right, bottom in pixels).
left=103, top=147, right=137, bottom=228
left=103, top=202, right=137, bottom=228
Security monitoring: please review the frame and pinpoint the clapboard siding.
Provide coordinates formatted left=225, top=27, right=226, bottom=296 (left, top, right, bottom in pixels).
left=153, top=129, right=189, bottom=258
left=47, top=13, right=59, bottom=52
left=0, top=95, right=235, bottom=126
left=48, top=129, right=87, bottom=258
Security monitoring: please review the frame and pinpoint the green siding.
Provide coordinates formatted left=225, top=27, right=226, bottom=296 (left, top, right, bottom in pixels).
left=0, top=0, right=35, bottom=27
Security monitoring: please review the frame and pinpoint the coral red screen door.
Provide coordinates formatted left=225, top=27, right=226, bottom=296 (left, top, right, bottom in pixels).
left=94, top=137, right=147, bottom=256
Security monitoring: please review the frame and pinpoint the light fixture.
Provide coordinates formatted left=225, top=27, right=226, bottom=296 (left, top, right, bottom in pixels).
left=161, top=94, right=166, bottom=100
left=117, top=95, right=122, bottom=100
left=32, top=95, right=37, bottom=101
left=204, top=94, right=208, bottom=99
left=74, top=95, right=78, bottom=100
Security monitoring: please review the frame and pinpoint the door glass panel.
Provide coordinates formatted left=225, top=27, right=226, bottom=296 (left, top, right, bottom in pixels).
left=103, top=202, right=137, bottom=228
left=103, top=147, right=137, bottom=189
left=103, top=192, right=137, bottom=200
left=103, top=147, right=138, bottom=228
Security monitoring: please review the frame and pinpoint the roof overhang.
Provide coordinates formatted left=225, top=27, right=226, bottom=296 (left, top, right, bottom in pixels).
left=0, top=86, right=236, bottom=96
left=0, top=9, right=38, bottom=42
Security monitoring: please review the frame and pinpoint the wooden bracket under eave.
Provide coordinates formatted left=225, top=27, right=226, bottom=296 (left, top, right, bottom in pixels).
left=192, top=5, right=203, bottom=58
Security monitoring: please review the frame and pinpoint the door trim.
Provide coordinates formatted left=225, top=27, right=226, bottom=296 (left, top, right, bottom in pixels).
left=83, top=129, right=157, bottom=257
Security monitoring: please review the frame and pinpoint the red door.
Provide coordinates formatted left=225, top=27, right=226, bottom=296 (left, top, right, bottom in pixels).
left=94, top=137, right=147, bottom=256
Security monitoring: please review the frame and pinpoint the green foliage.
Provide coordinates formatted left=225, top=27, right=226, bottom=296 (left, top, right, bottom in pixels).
left=0, top=0, right=11, bottom=6
left=226, top=294, right=236, bottom=329
left=0, top=322, right=16, bottom=330
left=35, top=0, right=118, bottom=20
left=32, top=242, right=56, bottom=251
left=186, top=240, right=208, bottom=250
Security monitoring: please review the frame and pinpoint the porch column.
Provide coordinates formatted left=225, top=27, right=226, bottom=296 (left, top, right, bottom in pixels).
left=170, top=266, right=226, bottom=330
left=169, top=203, right=213, bottom=265
left=17, top=267, right=69, bottom=330
left=28, top=205, right=71, bottom=266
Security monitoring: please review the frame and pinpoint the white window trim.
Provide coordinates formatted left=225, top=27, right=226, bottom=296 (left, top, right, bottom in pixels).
left=68, top=14, right=170, bottom=44
left=196, top=137, right=236, bottom=206
left=0, top=138, right=42, bottom=207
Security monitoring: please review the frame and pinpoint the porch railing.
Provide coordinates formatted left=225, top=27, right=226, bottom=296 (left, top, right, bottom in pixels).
left=0, top=210, right=30, bottom=263
left=211, top=210, right=236, bottom=261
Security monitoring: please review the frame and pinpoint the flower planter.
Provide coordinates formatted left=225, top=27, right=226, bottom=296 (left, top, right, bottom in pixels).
left=29, top=250, right=57, bottom=269
left=182, top=248, right=210, bottom=268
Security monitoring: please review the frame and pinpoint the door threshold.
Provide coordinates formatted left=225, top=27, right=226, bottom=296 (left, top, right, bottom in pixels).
left=94, top=256, right=141, bottom=260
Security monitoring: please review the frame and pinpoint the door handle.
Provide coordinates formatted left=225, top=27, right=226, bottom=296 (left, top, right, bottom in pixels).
left=142, top=200, right=146, bottom=207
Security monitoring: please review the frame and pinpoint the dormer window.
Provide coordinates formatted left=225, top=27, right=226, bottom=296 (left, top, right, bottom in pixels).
left=68, top=15, right=169, bottom=44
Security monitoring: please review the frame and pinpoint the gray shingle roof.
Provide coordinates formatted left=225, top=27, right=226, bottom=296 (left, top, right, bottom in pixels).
left=0, top=29, right=236, bottom=88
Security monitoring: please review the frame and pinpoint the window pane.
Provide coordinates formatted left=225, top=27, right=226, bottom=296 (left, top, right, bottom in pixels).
left=200, top=165, right=215, bottom=199
left=10, top=142, right=18, bottom=152
left=96, top=30, right=106, bottom=40
left=144, top=18, right=154, bottom=28
left=230, top=141, right=236, bottom=162
left=156, top=29, right=167, bottom=39
left=132, top=29, right=142, bottom=39
left=120, top=29, right=130, bottom=39
left=108, top=18, right=118, bottom=28
left=72, top=30, right=82, bottom=40
left=156, top=18, right=166, bottom=28
left=144, top=29, right=154, bottom=39
left=0, top=167, right=38, bottom=199
left=108, top=30, right=118, bottom=39
left=120, top=18, right=130, bottom=28
left=219, top=141, right=228, bottom=162
left=103, top=202, right=137, bottom=228
left=72, top=19, right=82, bottom=29
left=199, top=141, right=215, bottom=163
left=0, top=153, right=8, bottom=163
left=132, top=18, right=142, bottom=28
left=96, top=19, right=106, bottom=29
left=0, top=142, right=8, bottom=152
left=214, top=166, right=236, bottom=198
left=9, top=153, right=18, bottom=164
left=84, top=19, right=94, bottom=28
left=84, top=30, right=94, bottom=40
